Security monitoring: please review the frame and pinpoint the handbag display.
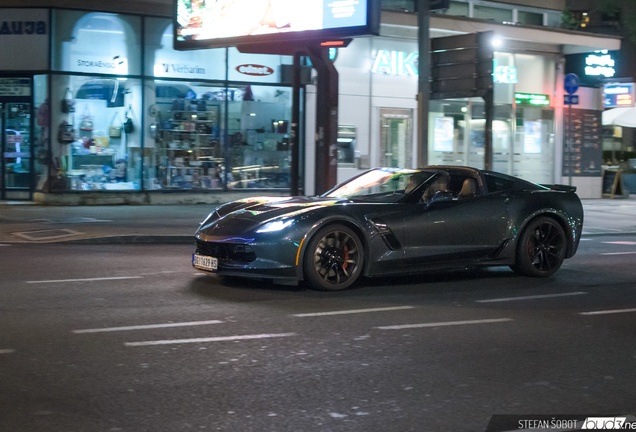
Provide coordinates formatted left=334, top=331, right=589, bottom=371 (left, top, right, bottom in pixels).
left=109, top=112, right=122, bottom=139
left=79, top=105, right=94, bottom=131
left=124, top=105, right=134, bottom=134
left=57, top=121, right=75, bottom=144
left=93, top=131, right=109, bottom=148
left=61, top=88, right=75, bottom=113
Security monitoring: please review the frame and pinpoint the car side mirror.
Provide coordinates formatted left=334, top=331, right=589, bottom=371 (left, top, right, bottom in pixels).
left=429, top=191, right=454, bottom=204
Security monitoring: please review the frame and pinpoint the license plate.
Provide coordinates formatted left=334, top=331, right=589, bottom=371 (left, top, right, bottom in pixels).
left=192, top=254, right=218, bottom=271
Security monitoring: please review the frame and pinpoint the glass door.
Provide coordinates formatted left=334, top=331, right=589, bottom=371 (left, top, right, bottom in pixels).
left=380, top=108, right=413, bottom=168
left=2, top=102, right=32, bottom=200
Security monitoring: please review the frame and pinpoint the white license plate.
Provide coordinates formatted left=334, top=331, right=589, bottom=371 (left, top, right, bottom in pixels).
left=192, top=254, right=218, bottom=271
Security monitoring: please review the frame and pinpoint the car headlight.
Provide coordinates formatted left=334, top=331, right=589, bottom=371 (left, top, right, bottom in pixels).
left=256, top=219, right=295, bottom=233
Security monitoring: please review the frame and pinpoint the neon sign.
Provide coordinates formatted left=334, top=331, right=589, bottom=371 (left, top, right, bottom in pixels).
left=515, top=93, right=550, bottom=106
left=371, top=50, right=418, bottom=75
left=585, top=50, right=615, bottom=78
left=371, top=50, right=518, bottom=83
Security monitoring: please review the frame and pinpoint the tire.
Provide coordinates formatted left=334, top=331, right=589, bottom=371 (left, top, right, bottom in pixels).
left=303, top=224, right=364, bottom=291
left=511, top=216, right=567, bottom=277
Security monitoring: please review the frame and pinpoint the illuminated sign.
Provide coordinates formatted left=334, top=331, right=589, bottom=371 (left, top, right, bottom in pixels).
left=175, top=0, right=379, bottom=50
left=236, top=64, right=274, bottom=76
left=371, top=51, right=517, bottom=83
left=585, top=50, right=615, bottom=78
left=604, top=83, right=634, bottom=108
left=371, top=50, right=418, bottom=75
left=515, top=93, right=550, bottom=106
left=492, top=60, right=517, bottom=84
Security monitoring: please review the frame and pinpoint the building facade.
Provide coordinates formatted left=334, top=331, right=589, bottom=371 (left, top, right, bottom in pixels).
left=0, top=1, right=622, bottom=203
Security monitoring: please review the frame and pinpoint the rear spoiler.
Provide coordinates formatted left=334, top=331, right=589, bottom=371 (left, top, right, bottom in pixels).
left=541, top=184, right=577, bottom=192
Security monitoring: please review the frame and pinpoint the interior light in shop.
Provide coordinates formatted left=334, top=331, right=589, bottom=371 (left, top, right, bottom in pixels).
left=250, top=113, right=256, bottom=116
left=492, top=37, right=503, bottom=48
left=461, top=107, right=468, bottom=112
left=116, top=78, right=127, bottom=81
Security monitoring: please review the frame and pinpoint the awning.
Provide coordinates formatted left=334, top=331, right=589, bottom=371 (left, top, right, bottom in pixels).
left=602, top=107, right=636, bottom=128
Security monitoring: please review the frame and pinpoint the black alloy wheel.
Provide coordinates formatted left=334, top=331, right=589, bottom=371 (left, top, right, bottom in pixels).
left=304, top=224, right=364, bottom=291
left=511, top=216, right=566, bottom=277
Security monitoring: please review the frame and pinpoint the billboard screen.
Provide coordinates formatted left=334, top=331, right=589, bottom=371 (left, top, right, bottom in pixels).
left=175, top=0, right=379, bottom=50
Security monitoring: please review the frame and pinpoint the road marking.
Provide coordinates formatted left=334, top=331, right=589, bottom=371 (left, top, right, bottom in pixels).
left=27, top=276, right=143, bottom=284
left=476, top=292, right=587, bottom=303
left=603, top=241, right=636, bottom=245
left=0, top=349, right=16, bottom=354
left=74, top=320, right=224, bottom=334
left=292, top=306, right=415, bottom=317
left=125, top=333, right=296, bottom=347
left=376, top=318, right=513, bottom=330
left=580, top=308, right=636, bottom=316
left=601, top=251, right=636, bottom=255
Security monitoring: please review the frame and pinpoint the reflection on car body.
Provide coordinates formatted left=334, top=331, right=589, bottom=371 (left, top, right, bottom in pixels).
left=193, top=166, right=584, bottom=291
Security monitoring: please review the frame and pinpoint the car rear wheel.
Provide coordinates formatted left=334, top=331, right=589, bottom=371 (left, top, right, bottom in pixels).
left=511, top=216, right=566, bottom=277
left=304, top=224, right=364, bottom=291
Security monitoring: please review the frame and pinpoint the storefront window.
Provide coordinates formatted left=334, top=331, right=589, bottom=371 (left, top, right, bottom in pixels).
left=33, top=75, right=49, bottom=192
left=146, top=80, right=226, bottom=190
left=52, top=10, right=141, bottom=75
left=50, top=75, right=142, bottom=191
left=227, top=84, right=294, bottom=189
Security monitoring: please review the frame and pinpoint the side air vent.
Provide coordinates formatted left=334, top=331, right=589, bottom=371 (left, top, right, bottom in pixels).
left=369, top=218, right=402, bottom=251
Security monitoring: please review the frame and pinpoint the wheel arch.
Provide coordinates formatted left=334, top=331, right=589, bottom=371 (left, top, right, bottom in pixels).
left=515, top=210, right=576, bottom=258
left=294, top=217, right=369, bottom=280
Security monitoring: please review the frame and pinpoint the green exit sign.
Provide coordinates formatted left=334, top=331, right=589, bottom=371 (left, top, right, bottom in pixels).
left=515, top=93, right=550, bottom=106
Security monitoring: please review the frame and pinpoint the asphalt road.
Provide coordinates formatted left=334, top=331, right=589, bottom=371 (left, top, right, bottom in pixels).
left=1, top=237, right=636, bottom=432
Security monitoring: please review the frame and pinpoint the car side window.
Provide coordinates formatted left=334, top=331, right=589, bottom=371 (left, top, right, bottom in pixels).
left=484, top=173, right=515, bottom=194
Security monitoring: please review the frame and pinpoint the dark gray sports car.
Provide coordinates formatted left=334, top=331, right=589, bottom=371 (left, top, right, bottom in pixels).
left=193, top=167, right=584, bottom=291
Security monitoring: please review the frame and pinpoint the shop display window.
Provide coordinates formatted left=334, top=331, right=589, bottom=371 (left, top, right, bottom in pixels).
left=33, top=75, right=49, bottom=192
left=227, top=84, right=294, bottom=189
left=146, top=80, right=226, bottom=190
left=50, top=75, right=142, bottom=191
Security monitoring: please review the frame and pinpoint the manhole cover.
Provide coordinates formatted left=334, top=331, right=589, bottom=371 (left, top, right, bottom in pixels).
left=12, top=229, right=82, bottom=241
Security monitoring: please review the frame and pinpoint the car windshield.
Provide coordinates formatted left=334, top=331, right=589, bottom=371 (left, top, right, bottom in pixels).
left=323, top=168, right=437, bottom=202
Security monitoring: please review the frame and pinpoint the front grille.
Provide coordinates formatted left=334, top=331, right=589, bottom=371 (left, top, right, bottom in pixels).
left=195, top=239, right=256, bottom=263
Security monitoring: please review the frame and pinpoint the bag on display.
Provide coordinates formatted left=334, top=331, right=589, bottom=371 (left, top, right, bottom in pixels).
left=80, top=105, right=94, bottom=131
left=124, top=105, right=134, bottom=134
left=61, top=88, right=75, bottom=113
left=172, top=98, right=185, bottom=112
left=93, top=131, right=109, bottom=148
left=57, top=121, right=75, bottom=144
left=109, top=112, right=122, bottom=139
left=37, top=99, right=49, bottom=127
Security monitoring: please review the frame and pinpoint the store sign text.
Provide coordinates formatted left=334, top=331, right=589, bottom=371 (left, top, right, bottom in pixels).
left=159, top=63, right=206, bottom=74
left=515, top=92, right=550, bottom=106
left=585, top=51, right=615, bottom=78
left=371, top=50, right=518, bottom=83
left=0, top=21, right=46, bottom=35
left=236, top=64, right=274, bottom=76
left=77, top=56, right=127, bottom=70
left=604, top=83, right=634, bottom=108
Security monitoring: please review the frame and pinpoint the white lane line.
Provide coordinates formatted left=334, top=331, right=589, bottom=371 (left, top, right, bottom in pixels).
left=27, top=276, right=143, bottom=284
left=580, top=308, right=636, bottom=316
left=603, top=241, right=636, bottom=245
left=139, top=271, right=178, bottom=276
left=292, top=306, right=414, bottom=317
left=376, top=318, right=513, bottom=330
left=0, top=349, right=16, bottom=354
left=601, top=252, right=636, bottom=255
left=74, top=320, right=224, bottom=334
left=125, top=333, right=296, bottom=347
left=476, top=292, right=587, bottom=303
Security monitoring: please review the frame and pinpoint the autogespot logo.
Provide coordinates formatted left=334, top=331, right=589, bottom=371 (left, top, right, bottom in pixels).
left=582, top=417, right=631, bottom=429
left=236, top=64, right=274, bottom=76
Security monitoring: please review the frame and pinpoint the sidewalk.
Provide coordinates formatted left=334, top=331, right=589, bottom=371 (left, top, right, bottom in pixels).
left=1, top=198, right=635, bottom=244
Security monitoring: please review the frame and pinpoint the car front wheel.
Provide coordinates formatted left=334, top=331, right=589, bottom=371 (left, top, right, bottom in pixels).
left=511, top=216, right=566, bottom=277
left=304, top=224, right=364, bottom=291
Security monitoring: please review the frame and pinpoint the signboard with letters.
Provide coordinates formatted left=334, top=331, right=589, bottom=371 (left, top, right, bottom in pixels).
left=562, top=109, right=602, bottom=177
left=175, top=0, right=380, bottom=50
left=0, top=78, right=31, bottom=97
left=604, top=83, right=634, bottom=108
